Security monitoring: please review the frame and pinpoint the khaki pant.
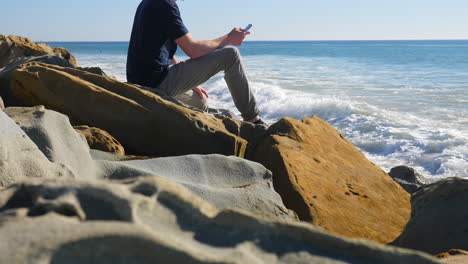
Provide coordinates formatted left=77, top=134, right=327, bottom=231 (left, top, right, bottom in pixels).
left=157, top=46, right=260, bottom=121
left=174, top=90, right=208, bottom=112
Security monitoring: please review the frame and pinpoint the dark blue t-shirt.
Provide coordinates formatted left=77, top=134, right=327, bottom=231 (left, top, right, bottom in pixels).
left=126, top=0, right=188, bottom=87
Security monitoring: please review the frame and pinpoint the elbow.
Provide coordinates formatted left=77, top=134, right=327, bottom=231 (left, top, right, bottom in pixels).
left=186, top=48, right=203, bottom=59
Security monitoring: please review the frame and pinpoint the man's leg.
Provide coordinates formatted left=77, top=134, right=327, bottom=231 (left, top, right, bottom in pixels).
left=157, top=46, right=260, bottom=121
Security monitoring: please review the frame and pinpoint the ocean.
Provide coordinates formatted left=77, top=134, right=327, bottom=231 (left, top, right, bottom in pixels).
left=45, top=40, right=468, bottom=181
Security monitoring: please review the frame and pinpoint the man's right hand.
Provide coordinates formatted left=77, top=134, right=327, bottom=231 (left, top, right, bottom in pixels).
left=226, top=28, right=250, bottom=46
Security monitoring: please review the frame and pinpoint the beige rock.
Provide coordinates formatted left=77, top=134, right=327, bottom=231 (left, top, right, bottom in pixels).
left=4, top=106, right=98, bottom=181
left=437, top=250, right=468, bottom=264
left=436, top=249, right=468, bottom=260
left=440, top=256, right=468, bottom=264
left=74, top=125, right=125, bottom=155
left=251, top=117, right=411, bottom=244
left=392, top=177, right=468, bottom=254
left=0, top=108, right=74, bottom=186
left=0, top=177, right=440, bottom=264
left=0, top=96, right=3, bottom=109
left=0, top=34, right=78, bottom=68
left=8, top=62, right=248, bottom=157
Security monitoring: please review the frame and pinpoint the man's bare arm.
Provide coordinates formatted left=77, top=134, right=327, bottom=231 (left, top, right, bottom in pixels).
left=175, top=28, right=250, bottom=59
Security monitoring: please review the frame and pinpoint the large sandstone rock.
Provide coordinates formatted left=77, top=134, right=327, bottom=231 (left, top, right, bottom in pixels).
left=0, top=178, right=439, bottom=264
left=6, top=62, right=249, bottom=157
left=392, top=177, right=468, bottom=254
left=0, top=108, right=74, bottom=186
left=0, top=56, right=73, bottom=107
left=1, top=106, right=293, bottom=221
left=0, top=34, right=78, bottom=68
left=251, top=117, right=411, bottom=244
left=74, top=125, right=125, bottom=155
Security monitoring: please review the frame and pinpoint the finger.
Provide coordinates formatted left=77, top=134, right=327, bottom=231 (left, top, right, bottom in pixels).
left=202, top=90, right=209, bottom=98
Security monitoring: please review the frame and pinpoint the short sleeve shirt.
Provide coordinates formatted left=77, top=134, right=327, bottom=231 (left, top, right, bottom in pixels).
left=126, top=0, right=189, bottom=87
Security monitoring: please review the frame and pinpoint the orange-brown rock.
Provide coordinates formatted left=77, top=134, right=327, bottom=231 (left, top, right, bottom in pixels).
left=251, top=117, right=411, bottom=244
left=74, top=125, right=125, bottom=155
left=0, top=34, right=78, bottom=68
left=8, top=62, right=247, bottom=157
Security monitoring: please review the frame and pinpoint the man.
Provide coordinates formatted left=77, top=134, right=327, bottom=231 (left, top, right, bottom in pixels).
left=127, top=0, right=265, bottom=124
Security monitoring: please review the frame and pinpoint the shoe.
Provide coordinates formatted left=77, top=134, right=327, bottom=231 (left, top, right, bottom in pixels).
left=253, top=118, right=268, bottom=126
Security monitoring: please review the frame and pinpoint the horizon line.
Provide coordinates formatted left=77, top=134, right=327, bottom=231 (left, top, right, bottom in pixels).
left=40, top=39, right=468, bottom=43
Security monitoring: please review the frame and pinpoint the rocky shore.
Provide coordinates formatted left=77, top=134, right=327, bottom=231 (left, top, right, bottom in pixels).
left=0, top=34, right=466, bottom=263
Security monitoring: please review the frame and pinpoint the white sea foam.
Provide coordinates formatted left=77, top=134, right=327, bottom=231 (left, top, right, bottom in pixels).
left=78, top=54, right=468, bottom=181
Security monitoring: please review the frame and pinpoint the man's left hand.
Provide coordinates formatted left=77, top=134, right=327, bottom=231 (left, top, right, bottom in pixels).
left=192, top=86, right=209, bottom=100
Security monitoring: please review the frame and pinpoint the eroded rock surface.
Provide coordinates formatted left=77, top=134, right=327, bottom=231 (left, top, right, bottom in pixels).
left=0, top=107, right=293, bottom=221
left=392, top=177, right=468, bottom=254
left=0, top=178, right=439, bottom=264
left=7, top=62, right=249, bottom=157
left=101, top=154, right=297, bottom=221
left=0, top=34, right=78, bottom=68
left=4, top=106, right=98, bottom=180
left=74, top=125, right=125, bottom=155
left=251, top=117, right=411, bottom=243
left=0, top=109, right=74, bottom=186
left=0, top=56, right=73, bottom=107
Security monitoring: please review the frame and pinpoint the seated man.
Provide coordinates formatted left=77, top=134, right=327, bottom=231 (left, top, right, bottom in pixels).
left=126, top=0, right=264, bottom=124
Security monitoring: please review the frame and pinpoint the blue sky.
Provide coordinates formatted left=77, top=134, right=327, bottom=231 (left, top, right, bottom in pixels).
left=2, top=0, right=467, bottom=41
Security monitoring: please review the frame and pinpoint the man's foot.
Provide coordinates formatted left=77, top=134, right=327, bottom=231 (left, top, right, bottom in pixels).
left=253, top=119, right=268, bottom=126
left=245, top=116, right=267, bottom=126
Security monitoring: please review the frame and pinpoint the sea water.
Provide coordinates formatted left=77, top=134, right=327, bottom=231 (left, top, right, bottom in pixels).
left=46, top=40, right=468, bottom=181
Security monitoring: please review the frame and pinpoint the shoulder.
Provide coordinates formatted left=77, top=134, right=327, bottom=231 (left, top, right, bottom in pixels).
left=143, top=0, right=176, bottom=9
left=156, top=0, right=179, bottom=9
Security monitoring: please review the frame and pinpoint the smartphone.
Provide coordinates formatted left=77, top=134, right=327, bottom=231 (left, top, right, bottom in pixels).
left=243, top=24, right=252, bottom=32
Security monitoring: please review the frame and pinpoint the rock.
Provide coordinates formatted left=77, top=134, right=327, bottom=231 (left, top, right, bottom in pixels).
left=6, top=62, right=249, bottom=157
left=0, top=55, right=73, bottom=107
left=100, top=154, right=297, bottom=221
left=440, top=256, right=468, bottom=264
left=1, top=106, right=293, bottom=221
left=77, top=66, right=107, bottom=77
left=436, top=249, right=468, bottom=259
left=251, top=117, right=411, bottom=244
left=0, top=34, right=78, bottom=68
left=389, top=166, right=426, bottom=185
left=0, top=108, right=74, bottom=186
left=4, top=106, right=98, bottom=180
left=74, top=125, right=125, bottom=155
left=90, top=149, right=150, bottom=161
left=0, top=177, right=439, bottom=264
left=389, top=166, right=425, bottom=194
left=0, top=96, right=3, bottom=109
left=392, top=177, right=468, bottom=254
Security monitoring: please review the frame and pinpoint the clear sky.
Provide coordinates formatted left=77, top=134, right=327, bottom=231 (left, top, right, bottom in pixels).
left=2, top=0, right=467, bottom=41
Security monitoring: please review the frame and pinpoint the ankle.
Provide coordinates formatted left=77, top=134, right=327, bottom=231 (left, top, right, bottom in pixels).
left=245, top=116, right=260, bottom=123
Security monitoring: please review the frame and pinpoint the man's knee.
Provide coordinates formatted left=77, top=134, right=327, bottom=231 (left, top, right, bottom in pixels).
left=221, top=46, right=240, bottom=58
